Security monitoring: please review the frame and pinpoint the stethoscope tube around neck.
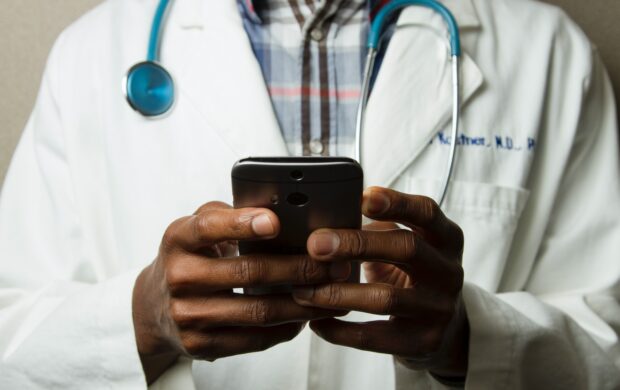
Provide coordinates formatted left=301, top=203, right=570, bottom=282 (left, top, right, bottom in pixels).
left=126, top=0, right=462, bottom=206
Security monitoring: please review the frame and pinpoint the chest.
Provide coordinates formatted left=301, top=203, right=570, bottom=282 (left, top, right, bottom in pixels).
left=67, top=3, right=553, bottom=292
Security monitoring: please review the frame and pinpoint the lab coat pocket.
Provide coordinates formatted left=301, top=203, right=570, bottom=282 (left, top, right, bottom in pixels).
left=403, top=179, right=530, bottom=292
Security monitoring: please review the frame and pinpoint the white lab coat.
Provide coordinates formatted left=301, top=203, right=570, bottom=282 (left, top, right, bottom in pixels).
left=0, top=0, right=619, bottom=388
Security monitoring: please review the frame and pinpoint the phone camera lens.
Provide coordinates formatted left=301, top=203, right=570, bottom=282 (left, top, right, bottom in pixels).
left=290, top=170, right=303, bottom=181
left=287, top=192, right=309, bottom=207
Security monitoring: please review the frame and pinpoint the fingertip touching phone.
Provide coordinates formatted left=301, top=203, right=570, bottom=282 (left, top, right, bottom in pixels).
left=232, top=157, right=363, bottom=295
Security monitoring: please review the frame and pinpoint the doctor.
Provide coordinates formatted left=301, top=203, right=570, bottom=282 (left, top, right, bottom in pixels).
left=0, top=0, right=619, bottom=389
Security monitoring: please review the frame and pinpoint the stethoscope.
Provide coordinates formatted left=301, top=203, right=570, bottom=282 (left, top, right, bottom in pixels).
left=124, top=0, right=461, bottom=206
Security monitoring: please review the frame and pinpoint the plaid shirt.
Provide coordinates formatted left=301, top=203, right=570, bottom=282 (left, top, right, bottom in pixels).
left=238, top=0, right=375, bottom=157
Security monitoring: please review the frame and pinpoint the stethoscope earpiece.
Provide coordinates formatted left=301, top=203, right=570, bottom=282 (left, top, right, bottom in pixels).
left=124, top=61, right=174, bottom=117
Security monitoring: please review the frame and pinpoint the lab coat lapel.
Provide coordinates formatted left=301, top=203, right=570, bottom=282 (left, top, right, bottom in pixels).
left=363, top=0, right=484, bottom=187
left=164, top=0, right=288, bottom=158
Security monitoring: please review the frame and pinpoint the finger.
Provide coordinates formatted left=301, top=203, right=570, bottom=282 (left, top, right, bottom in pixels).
left=307, top=229, right=461, bottom=287
left=171, top=294, right=346, bottom=329
left=310, top=318, right=440, bottom=358
left=309, top=228, right=426, bottom=264
left=181, top=322, right=304, bottom=361
left=362, top=187, right=463, bottom=253
left=363, top=221, right=399, bottom=231
left=166, top=254, right=351, bottom=295
left=194, top=201, right=233, bottom=214
left=164, top=207, right=280, bottom=252
left=292, top=283, right=454, bottom=318
left=192, top=202, right=239, bottom=256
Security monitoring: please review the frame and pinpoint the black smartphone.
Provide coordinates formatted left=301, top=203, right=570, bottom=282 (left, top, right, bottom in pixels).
left=232, top=157, right=363, bottom=294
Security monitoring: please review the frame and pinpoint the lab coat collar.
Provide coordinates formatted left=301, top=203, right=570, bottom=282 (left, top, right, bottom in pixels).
left=408, top=0, right=481, bottom=30
left=175, top=0, right=481, bottom=30
left=168, top=0, right=484, bottom=179
left=165, top=1, right=289, bottom=159
left=175, top=0, right=205, bottom=29
left=362, top=2, right=484, bottom=187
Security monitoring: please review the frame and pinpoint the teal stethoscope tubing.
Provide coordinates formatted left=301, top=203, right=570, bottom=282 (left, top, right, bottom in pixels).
left=147, top=0, right=170, bottom=62
left=126, top=0, right=462, bottom=206
left=123, top=0, right=174, bottom=117
left=355, top=0, right=461, bottom=207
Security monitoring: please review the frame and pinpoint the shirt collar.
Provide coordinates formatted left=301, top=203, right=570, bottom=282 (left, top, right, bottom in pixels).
left=178, top=0, right=480, bottom=31
left=239, top=0, right=262, bottom=24
left=395, top=0, right=480, bottom=29
left=240, top=0, right=367, bottom=25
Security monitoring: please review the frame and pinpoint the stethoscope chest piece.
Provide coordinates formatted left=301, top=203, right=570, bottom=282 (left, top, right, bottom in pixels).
left=124, top=61, right=174, bottom=117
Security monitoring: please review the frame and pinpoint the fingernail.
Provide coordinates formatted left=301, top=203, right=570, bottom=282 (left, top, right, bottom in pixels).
left=293, top=287, right=314, bottom=301
left=365, top=190, right=390, bottom=215
left=330, top=263, right=350, bottom=280
left=312, top=232, right=340, bottom=256
left=251, top=214, right=275, bottom=236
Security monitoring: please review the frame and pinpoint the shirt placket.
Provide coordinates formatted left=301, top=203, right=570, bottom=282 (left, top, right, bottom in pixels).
left=296, top=1, right=344, bottom=156
left=247, top=0, right=367, bottom=157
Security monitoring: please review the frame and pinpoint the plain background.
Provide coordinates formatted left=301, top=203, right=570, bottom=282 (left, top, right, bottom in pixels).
left=1, top=0, right=619, bottom=185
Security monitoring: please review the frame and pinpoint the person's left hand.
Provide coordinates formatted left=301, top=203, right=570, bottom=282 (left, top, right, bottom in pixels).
left=292, top=187, right=469, bottom=379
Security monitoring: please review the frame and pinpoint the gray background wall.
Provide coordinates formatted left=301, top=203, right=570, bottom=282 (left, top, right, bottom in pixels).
left=1, top=0, right=619, bottom=185
left=0, top=0, right=103, bottom=185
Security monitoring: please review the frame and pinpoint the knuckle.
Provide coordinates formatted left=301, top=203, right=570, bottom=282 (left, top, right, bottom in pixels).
left=394, top=195, right=411, bottom=217
left=165, top=265, right=189, bottom=296
left=181, top=332, right=209, bottom=357
left=419, top=197, right=440, bottom=225
left=374, top=287, right=398, bottom=314
left=193, top=211, right=215, bottom=242
left=230, top=260, right=247, bottom=284
left=169, top=300, right=193, bottom=328
left=342, top=230, right=367, bottom=257
left=401, top=231, right=418, bottom=259
left=245, top=299, right=271, bottom=325
left=162, top=218, right=185, bottom=252
left=195, top=201, right=230, bottom=215
left=299, top=257, right=323, bottom=284
left=232, top=258, right=266, bottom=286
left=230, top=213, right=250, bottom=236
left=321, top=284, right=344, bottom=307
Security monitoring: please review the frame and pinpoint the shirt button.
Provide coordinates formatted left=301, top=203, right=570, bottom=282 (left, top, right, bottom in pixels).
left=309, top=139, right=324, bottom=155
left=310, top=27, right=325, bottom=42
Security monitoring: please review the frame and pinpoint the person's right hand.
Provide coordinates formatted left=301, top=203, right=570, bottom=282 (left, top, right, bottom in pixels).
left=132, top=202, right=350, bottom=384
